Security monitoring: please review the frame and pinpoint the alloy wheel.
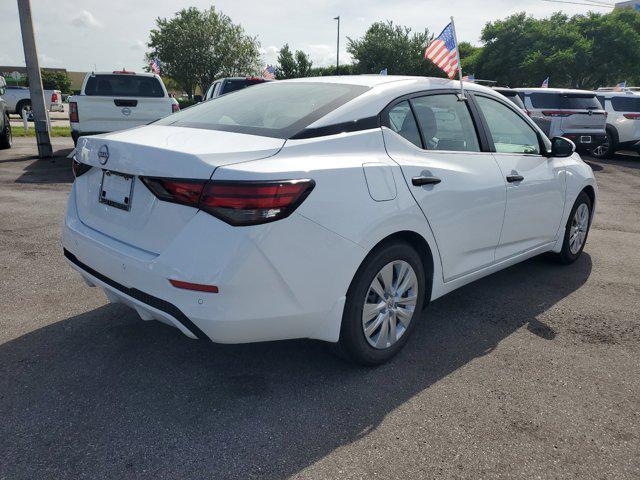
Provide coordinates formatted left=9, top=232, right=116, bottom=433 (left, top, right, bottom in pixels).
left=569, top=203, right=589, bottom=254
left=362, top=260, right=418, bottom=349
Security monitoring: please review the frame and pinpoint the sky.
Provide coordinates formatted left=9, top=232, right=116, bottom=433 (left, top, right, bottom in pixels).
left=0, top=0, right=616, bottom=73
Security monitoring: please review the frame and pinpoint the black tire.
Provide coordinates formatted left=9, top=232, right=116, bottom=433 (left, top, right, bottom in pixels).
left=0, top=113, right=11, bottom=150
left=338, top=240, right=426, bottom=366
left=16, top=100, right=31, bottom=119
left=591, top=131, right=614, bottom=159
left=554, top=191, right=592, bottom=265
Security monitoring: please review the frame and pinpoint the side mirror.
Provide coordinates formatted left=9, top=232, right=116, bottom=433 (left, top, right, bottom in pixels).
left=550, top=136, right=575, bottom=158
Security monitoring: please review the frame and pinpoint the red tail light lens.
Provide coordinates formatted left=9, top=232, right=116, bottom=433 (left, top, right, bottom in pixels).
left=69, top=101, right=79, bottom=123
left=140, top=177, right=315, bottom=226
left=51, top=92, right=58, bottom=103
left=542, top=110, right=574, bottom=117
left=172, top=103, right=180, bottom=113
left=623, top=113, right=640, bottom=120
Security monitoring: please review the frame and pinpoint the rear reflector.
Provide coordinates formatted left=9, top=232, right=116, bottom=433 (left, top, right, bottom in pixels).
left=624, top=113, right=640, bottom=120
left=169, top=279, right=219, bottom=293
left=139, top=177, right=315, bottom=226
left=69, top=101, right=79, bottom=123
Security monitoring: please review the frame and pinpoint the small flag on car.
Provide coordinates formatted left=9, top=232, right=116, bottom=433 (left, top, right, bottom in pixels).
left=614, top=81, right=627, bottom=92
left=150, top=58, right=161, bottom=75
left=462, top=73, right=475, bottom=82
left=541, top=77, right=549, bottom=88
left=262, top=65, right=276, bottom=80
left=424, top=22, right=460, bottom=79
left=380, top=68, right=388, bottom=75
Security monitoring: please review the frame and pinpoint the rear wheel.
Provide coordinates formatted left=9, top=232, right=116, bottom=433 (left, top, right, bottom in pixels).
left=338, top=241, right=426, bottom=366
left=0, top=113, right=11, bottom=150
left=554, top=192, right=592, bottom=264
left=16, top=100, right=31, bottom=119
left=592, top=131, right=613, bottom=159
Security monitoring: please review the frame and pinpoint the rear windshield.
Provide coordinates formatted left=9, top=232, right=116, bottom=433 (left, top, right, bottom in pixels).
left=611, top=96, right=640, bottom=112
left=529, top=92, right=601, bottom=110
left=495, top=90, right=525, bottom=109
left=221, top=78, right=268, bottom=95
left=84, top=74, right=164, bottom=97
left=155, top=82, right=370, bottom=138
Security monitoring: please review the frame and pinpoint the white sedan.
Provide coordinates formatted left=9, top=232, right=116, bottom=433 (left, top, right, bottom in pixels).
left=64, top=76, right=597, bottom=365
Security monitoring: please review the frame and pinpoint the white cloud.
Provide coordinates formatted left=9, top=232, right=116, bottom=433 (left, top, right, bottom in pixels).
left=71, top=10, right=101, bottom=29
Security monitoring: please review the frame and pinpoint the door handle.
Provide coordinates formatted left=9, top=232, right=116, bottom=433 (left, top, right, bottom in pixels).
left=412, top=176, right=442, bottom=186
left=506, top=174, right=524, bottom=183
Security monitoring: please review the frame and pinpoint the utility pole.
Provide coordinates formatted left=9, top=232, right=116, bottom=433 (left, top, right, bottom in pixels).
left=17, top=0, right=52, bottom=158
left=334, top=16, right=340, bottom=75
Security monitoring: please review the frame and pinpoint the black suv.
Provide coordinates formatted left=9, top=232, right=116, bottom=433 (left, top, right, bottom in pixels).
left=0, top=76, right=12, bottom=149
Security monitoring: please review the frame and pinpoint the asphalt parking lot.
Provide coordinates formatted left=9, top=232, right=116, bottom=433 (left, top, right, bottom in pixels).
left=0, top=137, right=639, bottom=479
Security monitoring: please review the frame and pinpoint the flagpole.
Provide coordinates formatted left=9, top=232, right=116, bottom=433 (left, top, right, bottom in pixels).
left=450, top=16, right=465, bottom=100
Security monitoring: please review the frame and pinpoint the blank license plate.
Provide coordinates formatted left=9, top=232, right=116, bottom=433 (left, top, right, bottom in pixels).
left=99, top=170, right=134, bottom=211
left=580, top=136, right=592, bottom=144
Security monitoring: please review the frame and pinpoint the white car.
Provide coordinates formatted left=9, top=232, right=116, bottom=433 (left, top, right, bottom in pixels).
left=64, top=76, right=597, bottom=365
left=69, top=71, right=179, bottom=145
left=1, top=85, right=64, bottom=117
left=516, top=88, right=607, bottom=153
left=593, top=91, right=640, bottom=158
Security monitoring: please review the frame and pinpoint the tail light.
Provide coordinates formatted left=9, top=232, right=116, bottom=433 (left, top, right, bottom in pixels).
left=69, top=101, right=79, bottom=123
left=72, top=159, right=92, bottom=177
left=172, top=103, right=180, bottom=113
left=140, top=177, right=315, bottom=226
left=542, top=110, right=574, bottom=117
left=623, top=113, right=640, bottom=120
left=51, top=92, right=58, bottom=103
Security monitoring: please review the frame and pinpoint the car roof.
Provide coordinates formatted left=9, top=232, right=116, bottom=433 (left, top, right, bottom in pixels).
left=595, top=91, right=639, bottom=98
left=277, top=75, right=503, bottom=131
left=91, top=71, right=158, bottom=77
left=515, top=87, right=596, bottom=96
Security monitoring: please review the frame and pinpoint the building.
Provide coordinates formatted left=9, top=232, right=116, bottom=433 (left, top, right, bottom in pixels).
left=0, top=66, right=87, bottom=91
left=615, top=1, right=640, bottom=10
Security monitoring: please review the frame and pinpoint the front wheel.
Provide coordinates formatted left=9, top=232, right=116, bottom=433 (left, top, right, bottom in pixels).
left=554, top=192, right=592, bottom=264
left=0, top=113, right=11, bottom=150
left=338, top=241, right=426, bottom=366
left=591, top=132, right=613, bottom=159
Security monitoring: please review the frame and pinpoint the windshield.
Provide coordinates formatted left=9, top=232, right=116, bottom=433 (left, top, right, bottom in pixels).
left=529, top=93, right=601, bottom=110
left=84, top=75, right=165, bottom=97
left=221, top=78, right=268, bottom=95
left=155, top=81, right=370, bottom=138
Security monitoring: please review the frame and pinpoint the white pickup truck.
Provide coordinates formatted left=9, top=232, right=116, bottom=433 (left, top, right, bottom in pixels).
left=69, top=71, right=179, bottom=145
left=1, top=85, right=64, bottom=117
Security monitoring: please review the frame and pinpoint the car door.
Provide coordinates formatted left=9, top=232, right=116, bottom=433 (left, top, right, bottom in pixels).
left=382, top=92, right=506, bottom=282
left=472, top=93, right=566, bottom=261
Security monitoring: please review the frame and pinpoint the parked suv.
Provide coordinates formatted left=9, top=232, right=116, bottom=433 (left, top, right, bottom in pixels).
left=493, top=87, right=551, bottom=137
left=592, top=91, right=640, bottom=158
left=516, top=88, right=607, bottom=152
left=203, top=77, right=272, bottom=101
left=2, top=85, right=64, bottom=118
left=0, top=76, right=12, bottom=149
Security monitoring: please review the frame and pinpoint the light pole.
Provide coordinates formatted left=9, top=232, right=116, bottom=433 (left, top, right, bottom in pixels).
left=334, top=16, right=340, bottom=75
left=17, top=0, right=52, bottom=158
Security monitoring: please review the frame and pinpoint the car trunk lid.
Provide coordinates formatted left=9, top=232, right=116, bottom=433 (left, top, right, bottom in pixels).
left=74, top=125, right=285, bottom=253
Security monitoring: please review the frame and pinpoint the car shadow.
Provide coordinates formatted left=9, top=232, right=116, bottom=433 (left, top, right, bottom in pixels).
left=0, top=253, right=592, bottom=478
left=7, top=147, right=74, bottom=184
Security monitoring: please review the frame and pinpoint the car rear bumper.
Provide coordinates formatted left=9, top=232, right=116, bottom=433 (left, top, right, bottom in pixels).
left=62, top=183, right=364, bottom=344
left=50, top=104, right=64, bottom=112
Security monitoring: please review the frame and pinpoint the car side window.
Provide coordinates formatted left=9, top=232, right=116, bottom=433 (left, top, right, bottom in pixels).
left=386, top=100, right=422, bottom=148
left=475, top=96, right=541, bottom=155
left=411, top=94, right=480, bottom=152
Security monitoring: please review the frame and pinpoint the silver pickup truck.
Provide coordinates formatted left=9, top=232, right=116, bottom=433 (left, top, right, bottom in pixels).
left=1, top=85, right=64, bottom=118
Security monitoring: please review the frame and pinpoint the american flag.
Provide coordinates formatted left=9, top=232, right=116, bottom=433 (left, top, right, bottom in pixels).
left=424, top=22, right=459, bottom=79
left=541, top=77, right=549, bottom=88
left=150, top=58, right=161, bottom=75
left=262, top=65, right=276, bottom=80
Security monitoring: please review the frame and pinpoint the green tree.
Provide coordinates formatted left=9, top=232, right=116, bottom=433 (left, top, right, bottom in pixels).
left=275, top=44, right=314, bottom=79
left=146, top=7, right=261, bottom=98
left=347, top=21, right=442, bottom=77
